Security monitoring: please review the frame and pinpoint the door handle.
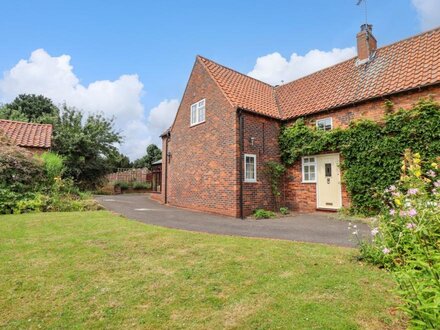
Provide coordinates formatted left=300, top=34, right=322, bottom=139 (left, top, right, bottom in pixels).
left=327, top=178, right=330, bottom=184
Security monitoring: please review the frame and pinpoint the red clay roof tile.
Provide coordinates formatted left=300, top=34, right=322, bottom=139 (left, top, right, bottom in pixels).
left=198, top=27, right=440, bottom=120
left=0, top=119, right=52, bottom=148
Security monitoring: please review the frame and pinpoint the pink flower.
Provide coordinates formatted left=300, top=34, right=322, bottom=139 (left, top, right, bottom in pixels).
left=427, top=170, right=436, bottom=178
left=389, top=209, right=396, bottom=216
left=399, top=210, right=407, bottom=216
left=389, top=185, right=396, bottom=191
left=382, top=247, right=391, bottom=255
left=434, top=180, right=440, bottom=188
left=407, top=188, right=418, bottom=195
left=371, top=228, right=379, bottom=236
left=406, top=223, right=416, bottom=229
left=408, top=209, right=417, bottom=217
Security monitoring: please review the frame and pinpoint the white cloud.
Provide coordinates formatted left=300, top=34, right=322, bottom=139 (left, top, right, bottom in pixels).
left=0, top=49, right=178, bottom=160
left=248, top=47, right=356, bottom=85
left=412, top=0, right=440, bottom=31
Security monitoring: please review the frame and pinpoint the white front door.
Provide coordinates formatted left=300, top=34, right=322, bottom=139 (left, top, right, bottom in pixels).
left=316, top=154, right=342, bottom=210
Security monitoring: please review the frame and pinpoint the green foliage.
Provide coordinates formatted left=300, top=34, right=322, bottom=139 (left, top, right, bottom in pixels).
left=0, top=139, right=45, bottom=194
left=279, top=207, right=289, bottom=215
left=263, top=161, right=286, bottom=210
left=52, top=105, right=122, bottom=189
left=279, top=99, right=440, bottom=215
left=254, top=209, right=276, bottom=219
left=1, top=94, right=59, bottom=124
left=359, top=151, right=440, bottom=328
left=0, top=136, right=100, bottom=214
left=132, top=182, right=151, bottom=190
left=2, top=94, right=127, bottom=189
left=38, top=152, right=65, bottom=182
left=133, top=144, right=162, bottom=170
left=114, top=181, right=130, bottom=190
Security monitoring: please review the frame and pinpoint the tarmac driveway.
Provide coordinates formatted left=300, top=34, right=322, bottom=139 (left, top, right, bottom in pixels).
left=94, top=193, right=370, bottom=247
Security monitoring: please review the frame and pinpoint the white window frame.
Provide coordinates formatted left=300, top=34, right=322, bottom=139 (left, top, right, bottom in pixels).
left=190, top=99, right=206, bottom=126
left=302, top=156, right=317, bottom=183
left=316, top=117, right=333, bottom=131
left=244, top=154, right=257, bottom=183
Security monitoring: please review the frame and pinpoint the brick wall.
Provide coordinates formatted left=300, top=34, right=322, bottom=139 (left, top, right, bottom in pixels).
left=161, top=58, right=239, bottom=217
left=241, top=112, right=281, bottom=215
left=285, top=85, right=440, bottom=212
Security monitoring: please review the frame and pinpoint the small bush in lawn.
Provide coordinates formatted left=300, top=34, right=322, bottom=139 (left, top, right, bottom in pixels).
left=359, top=150, right=440, bottom=328
left=254, top=209, right=276, bottom=219
left=279, top=207, right=289, bottom=215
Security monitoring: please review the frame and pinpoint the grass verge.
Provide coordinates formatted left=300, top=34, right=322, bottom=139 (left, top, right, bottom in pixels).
left=0, top=211, right=403, bottom=329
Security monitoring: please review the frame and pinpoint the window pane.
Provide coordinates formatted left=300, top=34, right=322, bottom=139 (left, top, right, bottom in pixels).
left=310, top=172, right=315, bottom=181
left=304, top=173, right=309, bottom=181
left=245, top=156, right=255, bottom=180
left=198, top=106, right=205, bottom=122
left=198, top=99, right=205, bottom=107
left=309, top=157, right=315, bottom=163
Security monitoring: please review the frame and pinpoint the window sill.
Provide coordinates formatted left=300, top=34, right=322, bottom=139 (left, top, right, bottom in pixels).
left=244, top=180, right=257, bottom=183
left=190, top=120, right=206, bottom=128
left=301, top=180, right=316, bottom=184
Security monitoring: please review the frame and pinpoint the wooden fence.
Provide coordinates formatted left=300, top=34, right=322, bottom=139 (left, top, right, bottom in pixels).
left=106, top=168, right=150, bottom=183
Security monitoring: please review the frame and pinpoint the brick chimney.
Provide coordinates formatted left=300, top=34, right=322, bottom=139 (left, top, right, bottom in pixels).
left=356, top=24, right=377, bottom=61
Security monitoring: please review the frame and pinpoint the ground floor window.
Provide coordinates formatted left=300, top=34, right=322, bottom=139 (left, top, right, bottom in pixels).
left=302, top=156, right=316, bottom=182
left=244, top=154, right=256, bottom=182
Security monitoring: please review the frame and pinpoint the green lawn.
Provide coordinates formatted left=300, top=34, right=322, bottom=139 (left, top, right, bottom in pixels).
left=0, top=211, right=403, bottom=329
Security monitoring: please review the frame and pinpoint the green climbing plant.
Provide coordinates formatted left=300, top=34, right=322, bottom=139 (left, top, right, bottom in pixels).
left=279, top=98, right=440, bottom=215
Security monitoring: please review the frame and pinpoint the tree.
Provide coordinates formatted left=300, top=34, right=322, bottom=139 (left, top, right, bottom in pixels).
left=52, top=105, right=122, bottom=189
left=133, top=144, right=162, bottom=170
left=107, top=150, right=132, bottom=172
left=1, top=94, right=59, bottom=124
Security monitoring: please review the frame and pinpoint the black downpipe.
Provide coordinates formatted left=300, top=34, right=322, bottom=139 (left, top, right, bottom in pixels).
left=238, top=110, right=244, bottom=219
left=164, top=133, right=170, bottom=204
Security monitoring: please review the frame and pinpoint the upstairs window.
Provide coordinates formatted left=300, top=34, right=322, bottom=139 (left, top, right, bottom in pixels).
left=190, top=99, right=206, bottom=126
left=316, top=117, right=333, bottom=131
left=244, top=154, right=257, bottom=182
left=302, top=156, right=316, bottom=183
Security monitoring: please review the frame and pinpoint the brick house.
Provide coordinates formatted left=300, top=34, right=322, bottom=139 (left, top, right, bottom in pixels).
left=0, top=119, right=53, bottom=154
left=159, top=25, right=440, bottom=218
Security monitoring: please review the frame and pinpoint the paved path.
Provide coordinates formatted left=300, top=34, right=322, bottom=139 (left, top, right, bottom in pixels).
left=95, top=194, right=370, bottom=247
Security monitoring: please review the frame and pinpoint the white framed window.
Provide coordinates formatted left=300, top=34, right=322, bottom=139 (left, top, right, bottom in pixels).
left=302, top=156, right=316, bottom=183
left=316, top=117, right=333, bottom=131
left=190, top=99, right=206, bottom=126
left=244, top=154, right=257, bottom=182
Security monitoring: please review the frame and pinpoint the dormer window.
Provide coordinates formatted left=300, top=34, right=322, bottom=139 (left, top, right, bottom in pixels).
left=316, top=117, right=332, bottom=131
left=190, top=99, right=206, bottom=126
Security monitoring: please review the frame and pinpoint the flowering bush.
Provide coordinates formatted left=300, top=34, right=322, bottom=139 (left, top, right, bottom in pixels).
left=359, top=150, right=440, bottom=328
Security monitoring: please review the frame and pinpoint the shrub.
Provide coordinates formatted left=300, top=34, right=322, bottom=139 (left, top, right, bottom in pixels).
left=114, top=181, right=130, bottom=190
left=38, top=152, right=64, bottom=182
left=279, top=207, right=289, bottom=215
left=254, top=209, right=276, bottom=219
left=359, top=150, right=440, bottom=327
left=0, top=137, right=45, bottom=193
left=133, top=182, right=151, bottom=190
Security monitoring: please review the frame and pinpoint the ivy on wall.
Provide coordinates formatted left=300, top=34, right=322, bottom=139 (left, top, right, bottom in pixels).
left=279, top=99, right=440, bottom=215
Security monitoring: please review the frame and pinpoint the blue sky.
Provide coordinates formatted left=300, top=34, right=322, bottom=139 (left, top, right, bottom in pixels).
left=0, top=0, right=439, bottom=159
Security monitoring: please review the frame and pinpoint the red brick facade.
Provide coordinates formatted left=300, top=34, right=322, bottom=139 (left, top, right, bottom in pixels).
left=284, top=85, right=440, bottom=212
left=241, top=112, right=281, bottom=215
left=160, top=59, right=240, bottom=217
left=159, top=54, right=440, bottom=217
